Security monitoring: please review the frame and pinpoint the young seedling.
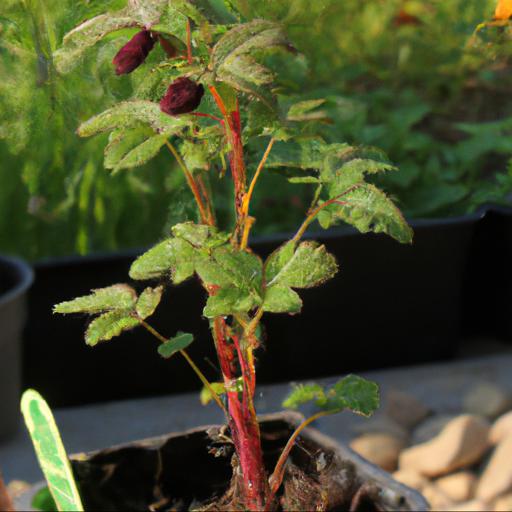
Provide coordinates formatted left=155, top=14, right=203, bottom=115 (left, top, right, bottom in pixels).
left=52, top=1, right=412, bottom=509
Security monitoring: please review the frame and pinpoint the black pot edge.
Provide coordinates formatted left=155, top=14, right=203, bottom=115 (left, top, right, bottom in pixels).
left=0, top=254, right=34, bottom=308
left=31, top=207, right=497, bottom=270
left=68, top=410, right=429, bottom=512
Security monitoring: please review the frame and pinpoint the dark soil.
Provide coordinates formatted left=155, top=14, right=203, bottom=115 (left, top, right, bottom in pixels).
left=71, top=419, right=388, bottom=511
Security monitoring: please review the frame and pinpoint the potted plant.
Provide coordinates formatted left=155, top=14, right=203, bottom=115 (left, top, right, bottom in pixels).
left=17, top=1, right=432, bottom=510
left=0, top=254, right=33, bottom=440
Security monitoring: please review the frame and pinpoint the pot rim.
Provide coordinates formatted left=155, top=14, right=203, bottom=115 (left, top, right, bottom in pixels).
left=70, top=410, right=429, bottom=512
left=0, top=254, right=34, bottom=308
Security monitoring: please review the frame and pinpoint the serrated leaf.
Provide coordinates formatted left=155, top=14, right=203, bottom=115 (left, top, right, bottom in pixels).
left=21, top=390, right=84, bottom=512
left=136, top=286, right=163, bottom=319
left=53, top=285, right=136, bottom=314
left=324, top=375, right=379, bottom=416
left=172, top=221, right=211, bottom=247
left=266, top=140, right=334, bottom=170
left=54, top=0, right=168, bottom=73
left=283, top=375, right=379, bottom=417
left=212, top=20, right=289, bottom=104
left=85, top=310, right=139, bottom=346
left=158, top=331, right=194, bottom=358
left=129, top=237, right=196, bottom=283
left=130, top=239, right=178, bottom=280
left=262, top=285, right=302, bottom=313
left=104, top=127, right=152, bottom=169
left=318, top=183, right=413, bottom=244
left=77, top=101, right=190, bottom=138
left=265, top=241, right=338, bottom=289
left=212, top=246, right=263, bottom=292
left=203, top=287, right=260, bottom=318
left=53, top=12, right=137, bottom=73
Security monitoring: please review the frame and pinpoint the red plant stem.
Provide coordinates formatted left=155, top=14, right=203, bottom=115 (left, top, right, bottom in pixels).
left=196, top=174, right=215, bottom=225
left=267, top=411, right=330, bottom=507
left=208, top=86, right=247, bottom=228
left=213, top=318, right=268, bottom=510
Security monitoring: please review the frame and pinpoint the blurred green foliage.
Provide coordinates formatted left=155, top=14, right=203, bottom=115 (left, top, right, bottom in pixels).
left=0, top=0, right=190, bottom=260
left=1, top=0, right=511, bottom=259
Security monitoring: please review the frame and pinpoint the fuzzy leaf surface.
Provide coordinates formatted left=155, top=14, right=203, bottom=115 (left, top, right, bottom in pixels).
left=54, top=285, right=136, bottom=314
left=136, top=286, right=163, bottom=319
left=77, top=101, right=190, bottom=138
left=318, top=183, right=413, bottom=244
left=265, top=241, right=338, bottom=289
left=261, top=285, right=302, bottom=313
left=203, top=287, right=260, bottom=318
left=85, top=310, right=139, bottom=346
left=283, top=375, right=379, bottom=417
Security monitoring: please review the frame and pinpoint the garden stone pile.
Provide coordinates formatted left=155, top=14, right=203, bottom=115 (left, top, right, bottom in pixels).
left=349, top=383, right=512, bottom=511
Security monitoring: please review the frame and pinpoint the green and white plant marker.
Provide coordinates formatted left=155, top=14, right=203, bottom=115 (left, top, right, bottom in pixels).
left=21, top=389, right=84, bottom=512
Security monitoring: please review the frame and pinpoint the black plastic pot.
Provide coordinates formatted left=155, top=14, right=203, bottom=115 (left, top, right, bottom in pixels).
left=0, top=255, right=33, bottom=440
left=24, top=213, right=482, bottom=407
left=462, top=205, right=512, bottom=341
left=67, top=412, right=428, bottom=511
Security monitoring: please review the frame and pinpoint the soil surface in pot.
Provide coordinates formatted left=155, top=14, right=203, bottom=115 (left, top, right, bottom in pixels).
left=72, top=418, right=391, bottom=511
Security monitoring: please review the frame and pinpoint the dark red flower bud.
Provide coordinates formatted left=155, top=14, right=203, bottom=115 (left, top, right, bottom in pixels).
left=393, top=9, right=421, bottom=26
left=160, top=77, right=205, bottom=116
left=112, top=30, right=155, bottom=75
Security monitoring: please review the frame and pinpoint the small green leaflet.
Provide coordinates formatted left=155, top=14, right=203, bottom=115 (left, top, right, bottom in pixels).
left=77, top=101, right=190, bottom=139
left=54, top=285, right=163, bottom=346
left=262, top=241, right=337, bottom=314
left=53, top=284, right=136, bottom=314
left=283, top=375, right=379, bottom=417
left=85, top=310, right=139, bottom=346
left=21, top=390, right=84, bottom=512
left=158, top=332, right=194, bottom=359
left=136, top=286, right=164, bottom=319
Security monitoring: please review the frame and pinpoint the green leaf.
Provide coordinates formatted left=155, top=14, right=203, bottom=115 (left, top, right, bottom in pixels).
left=212, top=246, right=263, bottom=292
left=318, top=183, right=413, bottom=244
left=130, top=239, right=177, bottom=280
left=53, top=284, right=136, bottom=314
left=77, top=101, right=190, bottom=138
left=32, top=487, right=57, bottom=512
left=109, top=133, right=168, bottom=173
left=54, top=0, right=169, bottom=72
left=21, top=390, right=84, bottom=511
left=282, top=383, right=326, bottom=409
left=287, top=99, right=326, bottom=120
left=136, top=286, right=164, bottom=319
left=265, top=241, right=338, bottom=289
left=262, top=284, right=302, bottom=313
left=54, top=12, right=137, bottom=73
left=203, top=286, right=260, bottom=318
left=158, top=331, right=194, bottom=358
left=85, top=310, right=139, bottom=346
left=211, top=20, right=290, bottom=104
left=283, top=375, right=379, bottom=417
left=266, top=140, right=334, bottom=170
left=129, top=237, right=196, bottom=283
left=324, top=375, right=379, bottom=416
left=288, top=176, right=321, bottom=184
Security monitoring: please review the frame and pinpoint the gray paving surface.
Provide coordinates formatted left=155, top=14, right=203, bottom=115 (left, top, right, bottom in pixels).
left=2, top=351, right=512, bottom=484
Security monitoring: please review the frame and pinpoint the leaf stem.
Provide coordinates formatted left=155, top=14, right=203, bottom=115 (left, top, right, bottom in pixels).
left=240, top=137, right=275, bottom=249
left=293, top=183, right=363, bottom=242
left=165, top=140, right=210, bottom=225
left=139, top=319, right=227, bottom=414
left=267, top=410, right=330, bottom=506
